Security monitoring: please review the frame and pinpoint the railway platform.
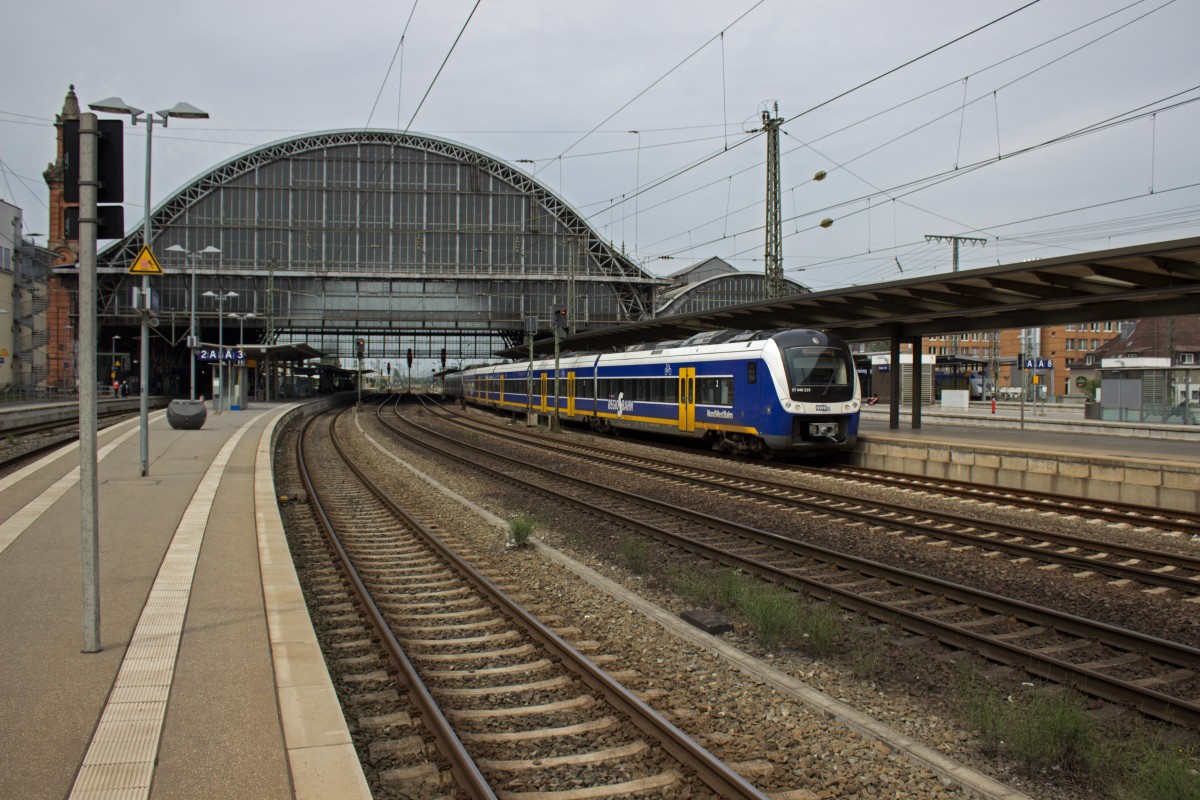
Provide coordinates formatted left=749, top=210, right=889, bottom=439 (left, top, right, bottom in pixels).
left=0, top=398, right=370, bottom=800
left=857, top=407, right=1200, bottom=513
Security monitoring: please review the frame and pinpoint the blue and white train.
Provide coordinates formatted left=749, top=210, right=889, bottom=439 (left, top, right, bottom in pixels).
left=443, top=328, right=860, bottom=457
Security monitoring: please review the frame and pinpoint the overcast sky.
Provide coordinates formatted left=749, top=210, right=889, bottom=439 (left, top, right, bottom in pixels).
left=3, top=0, right=1198, bottom=291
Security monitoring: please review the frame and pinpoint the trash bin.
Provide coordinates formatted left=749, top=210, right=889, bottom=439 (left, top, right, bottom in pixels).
left=1083, top=400, right=1101, bottom=420
left=167, top=399, right=207, bottom=430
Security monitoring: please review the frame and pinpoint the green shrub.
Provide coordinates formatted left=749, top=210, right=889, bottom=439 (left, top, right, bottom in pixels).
left=798, top=601, right=839, bottom=654
left=667, top=568, right=714, bottom=605
left=619, top=535, right=650, bottom=574
left=715, top=570, right=755, bottom=611
left=1007, top=689, right=1094, bottom=770
left=1109, top=736, right=1200, bottom=800
left=508, top=515, right=536, bottom=549
left=736, top=583, right=800, bottom=648
left=955, top=667, right=1008, bottom=751
left=955, top=671, right=1094, bottom=772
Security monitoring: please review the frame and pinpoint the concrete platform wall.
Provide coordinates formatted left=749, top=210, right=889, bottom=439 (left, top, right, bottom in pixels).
left=850, top=437, right=1199, bottom=514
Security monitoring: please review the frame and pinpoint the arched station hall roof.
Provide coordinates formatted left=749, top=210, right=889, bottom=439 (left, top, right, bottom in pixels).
left=95, top=129, right=663, bottom=323
left=656, top=273, right=808, bottom=317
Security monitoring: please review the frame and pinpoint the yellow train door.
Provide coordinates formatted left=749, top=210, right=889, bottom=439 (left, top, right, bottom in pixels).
left=678, top=367, right=696, bottom=432
left=567, top=372, right=576, bottom=416
left=539, top=373, right=548, bottom=412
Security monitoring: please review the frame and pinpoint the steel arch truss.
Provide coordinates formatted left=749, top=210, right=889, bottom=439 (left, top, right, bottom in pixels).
left=98, top=129, right=660, bottom=322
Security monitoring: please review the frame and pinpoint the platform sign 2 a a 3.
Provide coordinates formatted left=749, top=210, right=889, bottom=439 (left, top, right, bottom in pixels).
left=196, top=347, right=245, bottom=362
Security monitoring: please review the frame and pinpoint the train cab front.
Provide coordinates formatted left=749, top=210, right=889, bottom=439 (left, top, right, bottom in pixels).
left=773, top=330, right=860, bottom=452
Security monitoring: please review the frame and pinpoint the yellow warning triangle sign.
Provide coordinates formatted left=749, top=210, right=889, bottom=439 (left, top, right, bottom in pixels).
left=128, top=245, right=164, bottom=275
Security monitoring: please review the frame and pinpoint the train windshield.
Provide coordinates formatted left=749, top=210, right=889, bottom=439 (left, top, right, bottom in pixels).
left=782, top=346, right=854, bottom=402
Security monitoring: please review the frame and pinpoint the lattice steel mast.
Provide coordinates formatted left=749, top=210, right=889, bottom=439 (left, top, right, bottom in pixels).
left=761, top=103, right=785, bottom=299
left=926, top=234, right=987, bottom=357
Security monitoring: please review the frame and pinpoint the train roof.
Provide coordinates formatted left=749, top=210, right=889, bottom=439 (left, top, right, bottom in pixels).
left=621, top=328, right=787, bottom=351
left=462, top=329, right=845, bottom=373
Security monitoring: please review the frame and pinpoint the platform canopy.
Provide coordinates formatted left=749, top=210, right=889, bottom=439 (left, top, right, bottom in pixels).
left=512, top=236, right=1200, bottom=356
left=236, top=343, right=323, bottom=363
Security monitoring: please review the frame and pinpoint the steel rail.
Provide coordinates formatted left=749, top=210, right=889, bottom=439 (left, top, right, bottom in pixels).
left=297, top=409, right=497, bottom=800
left=425, top=404, right=1200, bottom=595
left=385, top=400, right=1200, bottom=728
left=0, top=408, right=140, bottom=473
left=319, top=402, right=771, bottom=800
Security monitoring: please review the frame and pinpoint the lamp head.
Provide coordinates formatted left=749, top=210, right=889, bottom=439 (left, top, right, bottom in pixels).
left=159, top=102, right=209, bottom=120
left=88, top=96, right=144, bottom=117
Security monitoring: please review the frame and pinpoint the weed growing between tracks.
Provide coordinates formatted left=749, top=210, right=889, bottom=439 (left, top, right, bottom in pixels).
left=667, top=566, right=843, bottom=654
left=619, top=534, right=650, bottom=574
left=954, top=663, right=1200, bottom=800
left=507, top=514, right=537, bottom=549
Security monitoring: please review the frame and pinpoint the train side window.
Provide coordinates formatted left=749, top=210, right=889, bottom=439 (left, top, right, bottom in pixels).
left=720, top=378, right=734, bottom=406
left=747, top=363, right=757, bottom=385
left=697, top=378, right=734, bottom=406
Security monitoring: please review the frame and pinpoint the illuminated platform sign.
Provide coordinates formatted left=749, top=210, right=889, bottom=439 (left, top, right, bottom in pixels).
left=196, top=348, right=246, bottom=362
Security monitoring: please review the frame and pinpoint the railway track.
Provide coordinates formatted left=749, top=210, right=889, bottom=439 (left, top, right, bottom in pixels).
left=424, top=401, right=1200, bottom=598
left=0, top=407, right=138, bottom=474
left=380, top=398, right=1200, bottom=729
left=297, top=405, right=771, bottom=799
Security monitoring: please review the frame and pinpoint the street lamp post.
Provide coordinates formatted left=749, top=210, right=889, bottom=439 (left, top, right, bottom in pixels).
left=166, top=244, right=221, bottom=400
left=229, top=312, right=255, bottom=346
left=64, top=322, right=76, bottom=394
left=230, top=312, right=255, bottom=407
left=203, top=291, right=237, bottom=412
left=88, top=96, right=210, bottom=477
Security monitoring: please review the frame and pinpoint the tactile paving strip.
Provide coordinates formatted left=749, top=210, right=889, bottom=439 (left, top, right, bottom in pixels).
left=68, top=412, right=266, bottom=800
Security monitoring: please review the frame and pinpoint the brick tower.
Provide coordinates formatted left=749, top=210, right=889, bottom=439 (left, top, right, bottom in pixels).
left=43, top=86, right=80, bottom=391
